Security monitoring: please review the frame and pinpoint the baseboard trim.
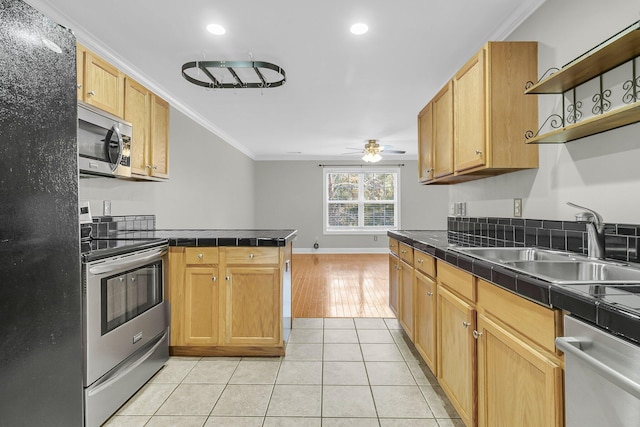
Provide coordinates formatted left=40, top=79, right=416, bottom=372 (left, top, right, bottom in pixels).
left=293, top=248, right=389, bottom=254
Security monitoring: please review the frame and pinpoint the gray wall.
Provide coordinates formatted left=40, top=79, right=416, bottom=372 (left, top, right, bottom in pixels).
left=80, top=107, right=256, bottom=228
left=254, top=160, right=448, bottom=252
left=450, top=0, right=640, bottom=224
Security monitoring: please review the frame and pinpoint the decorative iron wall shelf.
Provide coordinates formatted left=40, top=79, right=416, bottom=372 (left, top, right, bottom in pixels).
left=181, top=60, right=286, bottom=89
left=525, top=20, right=640, bottom=144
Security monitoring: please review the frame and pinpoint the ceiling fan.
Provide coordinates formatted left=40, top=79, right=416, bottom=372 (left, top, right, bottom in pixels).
left=343, top=139, right=406, bottom=163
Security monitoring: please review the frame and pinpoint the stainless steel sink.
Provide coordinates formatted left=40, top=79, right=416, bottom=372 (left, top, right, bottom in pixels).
left=452, top=247, right=583, bottom=263
left=504, top=260, right=640, bottom=284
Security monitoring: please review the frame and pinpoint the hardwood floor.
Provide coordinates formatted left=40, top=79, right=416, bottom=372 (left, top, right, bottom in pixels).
left=292, top=253, right=395, bottom=318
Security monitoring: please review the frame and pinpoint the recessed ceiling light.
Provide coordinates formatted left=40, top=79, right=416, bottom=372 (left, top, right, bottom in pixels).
left=350, top=23, right=368, bottom=35
left=206, top=24, right=226, bottom=35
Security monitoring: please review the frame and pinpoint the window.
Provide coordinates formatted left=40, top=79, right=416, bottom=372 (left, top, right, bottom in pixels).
left=323, top=167, right=400, bottom=234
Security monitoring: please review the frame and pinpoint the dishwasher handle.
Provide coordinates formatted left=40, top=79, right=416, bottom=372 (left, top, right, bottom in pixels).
left=556, top=336, right=640, bottom=400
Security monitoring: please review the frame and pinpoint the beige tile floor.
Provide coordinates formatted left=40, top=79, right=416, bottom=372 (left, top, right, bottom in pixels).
left=104, top=318, right=463, bottom=427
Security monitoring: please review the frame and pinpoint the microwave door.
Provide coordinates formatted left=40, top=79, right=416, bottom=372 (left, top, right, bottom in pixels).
left=105, top=125, right=123, bottom=171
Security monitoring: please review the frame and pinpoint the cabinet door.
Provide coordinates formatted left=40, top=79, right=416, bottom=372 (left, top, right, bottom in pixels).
left=454, top=47, right=486, bottom=172
left=76, top=43, right=85, bottom=100
left=415, top=270, right=437, bottom=374
left=438, top=286, right=476, bottom=427
left=477, top=314, right=563, bottom=427
left=183, top=266, right=220, bottom=346
left=124, top=77, right=151, bottom=176
left=398, top=258, right=415, bottom=340
left=83, top=50, right=123, bottom=117
left=224, top=266, right=281, bottom=345
left=433, top=81, right=454, bottom=178
left=388, top=254, right=399, bottom=315
left=150, top=95, right=170, bottom=179
left=418, top=102, right=434, bottom=182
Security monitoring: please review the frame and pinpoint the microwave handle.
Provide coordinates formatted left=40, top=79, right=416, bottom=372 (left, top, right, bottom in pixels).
left=105, top=125, right=124, bottom=172
left=88, top=248, right=167, bottom=275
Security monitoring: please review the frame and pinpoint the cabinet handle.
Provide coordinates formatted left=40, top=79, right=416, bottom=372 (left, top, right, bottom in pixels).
left=473, top=330, right=483, bottom=339
left=417, top=259, right=423, bottom=264
left=249, top=253, right=254, bottom=259
left=462, top=321, right=471, bottom=328
left=197, top=253, right=203, bottom=259
left=211, top=276, right=217, bottom=282
left=145, top=165, right=152, bottom=169
left=426, top=291, right=433, bottom=297
left=153, top=166, right=158, bottom=170
left=225, top=276, right=230, bottom=281
left=77, top=84, right=82, bottom=89
left=475, top=149, right=482, bottom=155
left=88, top=90, right=96, bottom=96
left=401, top=249, right=406, bottom=254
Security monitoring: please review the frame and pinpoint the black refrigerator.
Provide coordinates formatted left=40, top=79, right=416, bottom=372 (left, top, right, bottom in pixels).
left=0, top=0, right=83, bottom=425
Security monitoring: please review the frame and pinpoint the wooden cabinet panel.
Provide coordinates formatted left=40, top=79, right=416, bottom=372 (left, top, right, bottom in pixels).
left=388, top=253, right=399, bottom=315
left=477, top=314, right=563, bottom=427
left=124, top=76, right=151, bottom=176
left=224, top=247, right=279, bottom=265
left=83, top=50, right=123, bottom=117
left=150, top=95, right=170, bottom=179
left=415, top=270, right=437, bottom=374
left=389, top=238, right=399, bottom=256
left=433, top=81, right=454, bottom=178
left=183, top=266, right=220, bottom=345
left=399, top=242, right=414, bottom=264
left=398, top=258, right=415, bottom=340
left=437, top=261, right=475, bottom=302
left=454, top=48, right=486, bottom=172
left=437, top=285, right=476, bottom=427
left=76, top=43, right=85, bottom=100
left=414, top=250, right=435, bottom=277
left=185, top=247, right=220, bottom=265
left=418, top=102, right=434, bottom=182
left=224, top=266, right=280, bottom=345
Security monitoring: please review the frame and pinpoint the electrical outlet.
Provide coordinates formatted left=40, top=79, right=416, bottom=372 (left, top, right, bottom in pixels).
left=103, top=200, right=111, bottom=216
left=513, top=198, right=522, bottom=217
left=373, top=235, right=378, bottom=241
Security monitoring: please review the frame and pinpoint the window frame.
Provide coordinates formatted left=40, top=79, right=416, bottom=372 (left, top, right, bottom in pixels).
left=322, top=167, right=401, bottom=235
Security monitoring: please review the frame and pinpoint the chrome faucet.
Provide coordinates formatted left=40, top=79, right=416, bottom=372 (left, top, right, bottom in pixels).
left=567, top=202, right=605, bottom=259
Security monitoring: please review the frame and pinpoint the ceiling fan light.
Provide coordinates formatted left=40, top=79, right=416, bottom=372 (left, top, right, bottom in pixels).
left=371, top=153, right=382, bottom=162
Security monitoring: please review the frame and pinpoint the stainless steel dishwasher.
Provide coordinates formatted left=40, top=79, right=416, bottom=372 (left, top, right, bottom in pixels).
left=556, top=315, right=640, bottom=427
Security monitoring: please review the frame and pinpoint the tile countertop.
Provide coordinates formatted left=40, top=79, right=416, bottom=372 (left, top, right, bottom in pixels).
left=389, top=230, right=640, bottom=345
left=103, top=229, right=298, bottom=247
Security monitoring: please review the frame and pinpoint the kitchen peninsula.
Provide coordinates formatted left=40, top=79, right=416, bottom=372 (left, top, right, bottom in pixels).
left=90, top=217, right=296, bottom=357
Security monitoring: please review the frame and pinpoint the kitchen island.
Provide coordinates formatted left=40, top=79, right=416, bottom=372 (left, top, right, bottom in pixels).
left=89, top=218, right=296, bottom=357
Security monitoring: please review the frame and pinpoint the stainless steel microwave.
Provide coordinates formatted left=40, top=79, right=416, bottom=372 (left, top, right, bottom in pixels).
left=78, top=101, right=132, bottom=178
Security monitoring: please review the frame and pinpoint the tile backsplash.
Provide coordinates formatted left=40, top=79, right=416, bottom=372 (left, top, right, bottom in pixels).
left=91, top=215, right=156, bottom=238
left=447, top=216, right=640, bottom=263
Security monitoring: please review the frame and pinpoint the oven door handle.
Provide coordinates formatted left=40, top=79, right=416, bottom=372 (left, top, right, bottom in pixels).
left=87, top=330, right=168, bottom=397
left=89, top=248, right=167, bottom=275
left=556, top=336, right=640, bottom=399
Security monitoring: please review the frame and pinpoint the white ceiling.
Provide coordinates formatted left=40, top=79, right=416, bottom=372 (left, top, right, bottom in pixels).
left=28, top=0, right=545, bottom=161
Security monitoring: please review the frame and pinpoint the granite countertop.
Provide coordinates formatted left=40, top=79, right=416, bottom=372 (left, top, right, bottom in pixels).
left=100, top=229, right=297, bottom=247
left=389, top=230, right=640, bottom=345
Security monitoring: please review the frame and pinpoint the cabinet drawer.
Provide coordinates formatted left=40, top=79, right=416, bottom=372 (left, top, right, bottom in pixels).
left=477, top=279, right=559, bottom=353
left=399, top=242, right=414, bottom=265
left=225, top=247, right=279, bottom=265
left=389, top=238, right=399, bottom=255
left=414, top=250, right=435, bottom=277
left=437, top=260, right=475, bottom=302
left=185, top=247, right=219, bottom=265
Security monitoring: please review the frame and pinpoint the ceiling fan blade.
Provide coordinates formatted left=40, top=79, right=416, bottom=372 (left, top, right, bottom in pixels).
left=380, top=149, right=406, bottom=154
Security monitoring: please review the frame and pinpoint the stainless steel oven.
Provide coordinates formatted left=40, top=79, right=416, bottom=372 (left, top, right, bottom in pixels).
left=83, top=242, right=169, bottom=427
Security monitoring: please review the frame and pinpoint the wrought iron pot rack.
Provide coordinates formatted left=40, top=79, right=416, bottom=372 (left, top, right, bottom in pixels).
left=181, top=60, right=286, bottom=89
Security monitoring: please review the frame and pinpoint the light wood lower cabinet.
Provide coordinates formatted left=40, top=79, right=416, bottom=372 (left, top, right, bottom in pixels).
left=388, top=253, right=399, bottom=315
left=398, top=258, right=415, bottom=340
left=437, top=284, right=477, bottom=427
left=168, top=245, right=288, bottom=356
left=414, top=269, right=437, bottom=373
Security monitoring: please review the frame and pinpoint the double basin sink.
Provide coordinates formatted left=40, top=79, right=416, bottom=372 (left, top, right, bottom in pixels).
left=451, top=247, right=640, bottom=285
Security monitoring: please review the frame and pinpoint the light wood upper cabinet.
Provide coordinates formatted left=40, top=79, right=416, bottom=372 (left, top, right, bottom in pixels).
left=150, top=95, right=170, bottom=179
left=124, top=77, right=151, bottom=176
left=418, top=102, right=434, bottom=182
left=433, top=81, right=455, bottom=179
left=77, top=45, right=124, bottom=117
left=417, top=41, right=538, bottom=184
left=124, top=77, right=170, bottom=180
